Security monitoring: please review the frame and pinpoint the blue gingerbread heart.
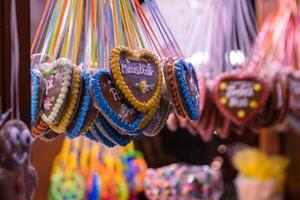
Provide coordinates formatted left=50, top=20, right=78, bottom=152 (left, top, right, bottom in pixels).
left=90, top=70, right=144, bottom=133
left=174, top=59, right=200, bottom=120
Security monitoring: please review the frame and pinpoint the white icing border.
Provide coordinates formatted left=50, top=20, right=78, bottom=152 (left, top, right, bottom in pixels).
left=41, top=58, right=73, bottom=125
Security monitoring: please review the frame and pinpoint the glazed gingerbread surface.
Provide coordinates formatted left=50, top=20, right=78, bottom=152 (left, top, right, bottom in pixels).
left=119, top=52, right=158, bottom=103
left=99, top=74, right=139, bottom=124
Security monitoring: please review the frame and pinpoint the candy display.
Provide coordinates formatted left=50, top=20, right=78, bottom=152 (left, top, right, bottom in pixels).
left=49, top=139, right=147, bottom=200
left=5, top=0, right=298, bottom=199
left=144, top=164, right=223, bottom=200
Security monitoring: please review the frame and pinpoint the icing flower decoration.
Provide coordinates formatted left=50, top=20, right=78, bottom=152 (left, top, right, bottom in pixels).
left=43, top=97, right=52, bottom=110
left=134, top=81, right=154, bottom=94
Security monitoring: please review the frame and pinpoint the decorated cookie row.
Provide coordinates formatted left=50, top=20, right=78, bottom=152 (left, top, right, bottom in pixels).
left=30, top=47, right=201, bottom=146
left=188, top=68, right=300, bottom=141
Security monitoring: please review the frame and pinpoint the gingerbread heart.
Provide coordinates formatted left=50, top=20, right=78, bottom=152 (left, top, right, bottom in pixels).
left=80, top=106, right=99, bottom=135
left=31, top=119, right=49, bottom=138
left=39, top=58, right=74, bottom=125
left=66, top=71, right=92, bottom=138
left=96, top=115, right=134, bottom=146
left=31, top=53, right=52, bottom=69
left=143, top=84, right=171, bottom=137
left=110, top=46, right=163, bottom=112
left=213, top=73, right=269, bottom=126
left=173, top=59, right=200, bottom=121
left=272, top=72, right=288, bottom=123
left=197, top=74, right=206, bottom=122
left=84, top=130, right=99, bottom=142
left=49, top=66, right=82, bottom=134
left=286, top=70, right=300, bottom=118
left=89, top=125, right=116, bottom=147
left=90, top=70, right=144, bottom=133
left=31, top=69, right=45, bottom=127
left=39, top=129, right=61, bottom=142
left=163, top=57, right=186, bottom=118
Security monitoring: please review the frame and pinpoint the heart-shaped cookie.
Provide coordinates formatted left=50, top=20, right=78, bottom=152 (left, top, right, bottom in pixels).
left=49, top=66, right=82, bottom=134
left=90, top=70, right=144, bottom=132
left=110, top=46, right=163, bottom=113
left=286, top=70, right=300, bottom=118
left=31, top=119, right=49, bottom=138
left=143, top=84, right=171, bottom=137
left=39, top=129, right=61, bottom=142
left=31, top=53, right=52, bottom=69
left=39, top=58, right=74, bottom=125
left=272, top=72, right=288, bottom=123
left=66, top=71, right=92, bottom=138
left=80, top=106, right=99, bottom=135
left=84, top=130, right=99, bottom=142
left=96, top=114, right=134, bottom=146
left=89, top=125, right=116, bottom=147
left=213, top=73, right=269, bottom=126
left=163, top=57, right=186, bottom=118
left=31, top=69, right=45, bottom=127
left=251, top=73, right=288, bottom=128
left=173, top=59, right=200, bottom=121
left=197, top=74, right=206, bottom=122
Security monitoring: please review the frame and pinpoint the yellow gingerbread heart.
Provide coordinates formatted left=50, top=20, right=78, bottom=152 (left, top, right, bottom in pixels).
left=110, top=46, right=163, bottom=113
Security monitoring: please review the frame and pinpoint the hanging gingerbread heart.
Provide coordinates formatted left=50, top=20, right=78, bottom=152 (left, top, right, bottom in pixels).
left=143, top=84, right=171, bottom=137
left=251, top=72, right=288, bottom=129
left=31, top=69, right=45, bottom=127
left=31, top=53, right=52, bottom=69
left=66, top=71, right=92, bottom=138
left=95, top=114, right=134, bottom=146
left=110, top=46, right=163, bottom=113
left=31, top=119, right=49, bottom=138
left=89, top=125, right=116, bottom=147
left=213, top=73, right=269, bottom=126
left=173, top=59, right=200, bottom=121
left=39, top=58, right=74, bottom=125
left=84, top=130, right=99, bottom=142
left=163, top=57, right=186, bottom=118
left=80, top=107, right=99, bottom=135
left=272, top=72, right=288, bottom=124
left=286, top=70, right=300, bottom=118
left=90, top=70, right=144, bottom=133
left=49, top=66, right=82, bottom=134
left=39, top=129, right=61, bottom=142
left=197, top=74, right=206, bottom=122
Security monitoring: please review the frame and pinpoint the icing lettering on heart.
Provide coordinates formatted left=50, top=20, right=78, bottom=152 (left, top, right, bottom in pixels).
left=110, top=46, right=163, bottom=113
